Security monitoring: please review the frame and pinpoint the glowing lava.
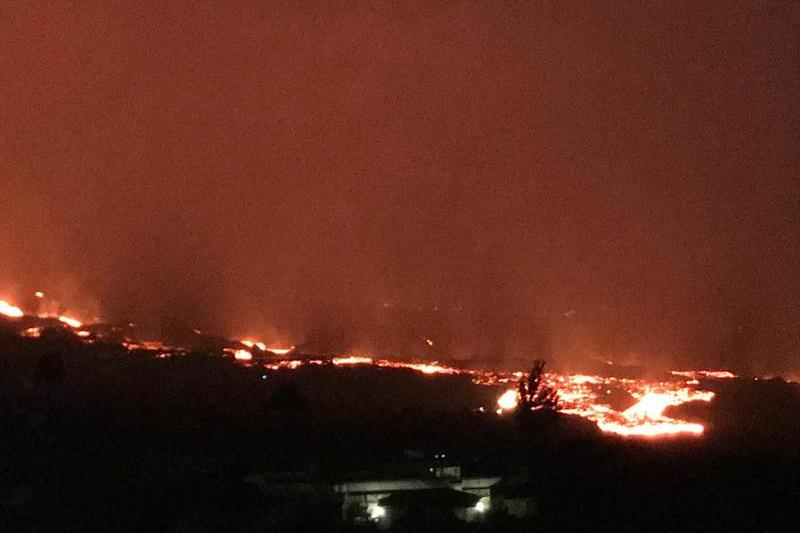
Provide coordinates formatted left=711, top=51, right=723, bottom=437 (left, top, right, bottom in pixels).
left=266, top=346, right=295, bottom=356
left=273, top=357, right=718, bottom=437
left=671, top=370, right=737, bottom=380
left=497, top=389, right=518, bottom=410
left=238, top=339, right=295, bottom=357
left=590, top=390, right=711, bottom=437
left=23, top=327, right=43, bottom=338
left=546, top=373, right=716, bottom=437
left=624, top=393, right=675, bottom=420
left=233, top=348, right=253, bottom=361
left=241, top=339, right=267, bottom=351
left=376, top=360, right=458, bottom=375
left=333, top=356, right=374, bottom=365
left=0, top=299, right=24, bottom=318
left=2, top=284, right=733, bottom=439
left=57, top=315, right=83, bottom=328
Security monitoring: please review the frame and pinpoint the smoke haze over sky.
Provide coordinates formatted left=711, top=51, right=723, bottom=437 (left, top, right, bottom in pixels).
left=1, top=1, right=798, bottom=373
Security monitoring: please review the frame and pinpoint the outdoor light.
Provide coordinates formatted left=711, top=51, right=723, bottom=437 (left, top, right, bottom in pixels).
left=475, top=501, right=488, bottom=513
left=369, top=505, right=386, bottom=520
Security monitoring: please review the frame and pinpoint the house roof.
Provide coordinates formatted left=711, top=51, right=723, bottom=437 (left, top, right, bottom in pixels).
left=379, top=488, right=480, bottom=509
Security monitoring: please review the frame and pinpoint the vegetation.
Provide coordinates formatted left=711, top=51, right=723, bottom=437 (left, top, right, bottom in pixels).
left=517, top=360, right=559, bottom=412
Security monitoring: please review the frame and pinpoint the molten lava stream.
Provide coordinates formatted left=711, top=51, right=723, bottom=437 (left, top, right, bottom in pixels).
left=0, top=299, right=24, bottom=318
left=494, top=374, right=717, bottom=438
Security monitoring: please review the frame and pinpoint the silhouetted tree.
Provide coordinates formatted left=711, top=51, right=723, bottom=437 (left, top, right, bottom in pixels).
left=515, top=361, right=560, bottom=448
left=517, top=360, right=559, bottom=412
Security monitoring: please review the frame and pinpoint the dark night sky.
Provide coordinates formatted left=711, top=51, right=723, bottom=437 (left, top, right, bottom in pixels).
left=1, top=1, right=798, bottom=373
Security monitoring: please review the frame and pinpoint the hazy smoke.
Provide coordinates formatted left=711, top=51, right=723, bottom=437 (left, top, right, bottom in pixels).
left=1, top=2, right=798, bottom=373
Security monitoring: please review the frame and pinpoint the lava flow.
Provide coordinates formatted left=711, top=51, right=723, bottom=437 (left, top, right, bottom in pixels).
left=0, top=299, right=24, bottom=318
left=1, top=291, right=732, bottom=439
left=330, top=357, right=722, bottom=437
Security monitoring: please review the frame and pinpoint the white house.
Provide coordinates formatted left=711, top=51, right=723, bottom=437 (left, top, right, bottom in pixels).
left=334, top=466, right=500, bottom=528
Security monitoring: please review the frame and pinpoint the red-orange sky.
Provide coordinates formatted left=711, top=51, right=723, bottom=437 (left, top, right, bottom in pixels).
left=1, top=1, right=798, bottom=373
